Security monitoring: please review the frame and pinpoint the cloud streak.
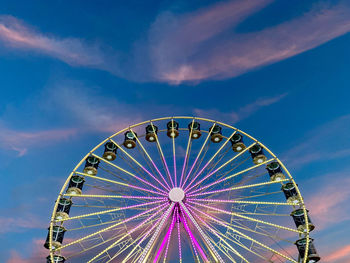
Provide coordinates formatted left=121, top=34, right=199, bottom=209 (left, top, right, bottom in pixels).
left=0, top=15, right=121, bottom=74
left=193, top=92, right=287, bottom=123
left=323, top=244, right=350, bottom=262
left=0, top=124, right=76, bottom=156
left=147, top=0, right=350, bottom=83
left=2, top=1, right=350, bottom=84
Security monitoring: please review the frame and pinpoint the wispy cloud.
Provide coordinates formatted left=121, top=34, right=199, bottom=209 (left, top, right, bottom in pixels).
left=282, top=114, right=350, bottom=168
left=7, top=239, right=47, bottom=263
left=305, top=173, right=350, bottom=229
left=0, top=124, right=76, bottom=156
left=0, top=15, right=121, bottom=74
left=193, top=92, right=287, bottom=123
left=323, top=244, right=350, bottom=262
left=0, top=216, right=44, bottom=234
left=146, top=0, right=350, bottom=84
left=2, top=1, right=350, bottom=84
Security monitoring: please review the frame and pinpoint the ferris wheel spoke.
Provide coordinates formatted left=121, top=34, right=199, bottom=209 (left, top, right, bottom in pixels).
left=180, top=206, right=207, bottom=262
left=184, top=130, right=236, bottom=191
left=188, top=178, right=288, bottom=198
left=179, top=201, right=225, bottom=263
left=149, top=121, right=175, bottom=188
left=181, top=124, right=216, bottom=188
left=176, top=208, right=182, bottom=263
left=92, top=153, right=168, bottom=195
left=137, top=202, right=175, bottom=263
left=187, top=206, right=247, bottom=263
left=187, top=200, right=301, bottom=234
left=179, top=119, right=194, bottom=188
left=109, top=138, right=169, bottom=192
left=87, top=203, right=168, bottom=263
left=185, top=142, right=256, bottom=193
left=154, top=205, right=177, bottom=262
left=58, top=203, right=168, bottom=251
left=56, top=199, right=166, bottom=223
left=188, top=205, right=277, bottom=262
left=187, top=198, right=293, bottom=206
left=120, top=212, right=166, bottom=263
left=130, top=128, right=171, bottom=191
left=64, top=193, right=165, bottom=200
left=170, top=119, right=178, bottom=187
left=187, top=203, right=298, bottom=263
left=76, top=172, right=167, bottom=196
left=189, top=157, right=274, bottom=196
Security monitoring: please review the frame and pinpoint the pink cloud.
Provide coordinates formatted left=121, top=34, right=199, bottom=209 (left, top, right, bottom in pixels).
left=147, top=0, right=350, bottom=84
left=0, top=125, right=76, bottom=156
left=193, top=92, right=287, bottom=123
left=305, top=175, right=350, bottom=229
left=0, top=15, right=121, bottom=73
left=7, top=239, right=47, bottom=263
left=322, top=244, right=350, bottom=262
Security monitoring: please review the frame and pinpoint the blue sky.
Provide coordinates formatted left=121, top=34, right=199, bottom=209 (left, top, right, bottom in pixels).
left=1, top=0, right=350, bottom=262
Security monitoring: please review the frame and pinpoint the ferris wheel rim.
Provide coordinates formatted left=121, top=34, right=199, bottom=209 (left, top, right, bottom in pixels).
left=47, top=116, right=313, bottom=263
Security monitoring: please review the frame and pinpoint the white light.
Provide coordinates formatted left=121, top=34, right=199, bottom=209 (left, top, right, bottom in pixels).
left=127, top=143, right=132, bottom=148
left=276, top=177, right=281, bottom=181
left=71, top=191, right=77, bottom=195
left=87, top=170, right=93, bottom=175
left=193, top=134, right=198, bottom=138
left=214, top=137, right=220, bottom=142
left=293, top=200, right=299, bottom=204
left=236, top=146, right=242, bottom=151
left=257, top=158, right=263, bottom=163
left=170, top=132, right=175, bottom=137
left=168, top=188, right=185, bottom=202
left=149, top=136, right=154, bottom=141
left=56, top=216, right=62, bottom=220
left=107, top=155, right=112, bottom=160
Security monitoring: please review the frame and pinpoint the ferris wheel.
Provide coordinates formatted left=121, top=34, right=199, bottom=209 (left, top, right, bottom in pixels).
left=45, top=117, right=321, bottom=263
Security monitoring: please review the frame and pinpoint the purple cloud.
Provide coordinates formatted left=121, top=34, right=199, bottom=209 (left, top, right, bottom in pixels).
left=146, top=0, right=350, bottom=83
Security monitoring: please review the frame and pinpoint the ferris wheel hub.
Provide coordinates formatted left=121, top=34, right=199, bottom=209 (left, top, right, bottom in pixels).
left=168, top=187, right=185, bottom=202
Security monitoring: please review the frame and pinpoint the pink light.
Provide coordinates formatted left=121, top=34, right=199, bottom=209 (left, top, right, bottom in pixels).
left=179, top=204, right=209, bottom=261
left=149, top=158, right=171, bottom=190
left=153, top=206, right=176, bottom=262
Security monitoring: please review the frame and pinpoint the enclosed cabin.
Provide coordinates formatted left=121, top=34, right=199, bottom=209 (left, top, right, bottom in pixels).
left=83, top=156, right=100, bottom=175
left=55, top=198, right=72, bottom=221
left=66, top=175, right=85, bottom=195
left=210, top=124, right=223, bottom=143
left=167, top=120, right=179, bottom=138
left=103, top=141, right=117, bottom=161
left=266, top=161, right=285, bottom=181
left=145, top=124, right=158, bottom=142
left=281, top=182, right=300, bottom=204
left=230, top=133, right=246, bottom=152
left=44, top=225, right=66, bottom=250
left=295, top=238, right=320, bottom=262
left=249, top=144, right=267, bottom=165
left=188, top=121, right=201, bottom=139
left=291, top=208, right=315, bottom=232
left=46, top=255, right=66, bottom=263
left=123, top=131, right=137, bottom=149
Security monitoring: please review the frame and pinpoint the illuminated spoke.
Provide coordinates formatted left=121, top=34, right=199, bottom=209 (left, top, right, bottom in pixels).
left=188, top=200, right=301, bottom=234
left=188, top=198, right=293, bottom=206
left=185, top=142, right=256, bottom=193
left=92, top=154, right=168, bottom=194
left=150, top=121, right=175, bottom=188
left=188, top=178, right=288, bottom=198
left=87, top=204, right=167, bottom=263
left=184, top=130, right=236, bottom=191
left=130, top=129, right=171, bottom=190
left=179, top=119, right=194, bottom=187
left=110, top=138, right=169, bottom=191
left=77, top=172, right=167, bottom=196
left=137, top=203, right=175, bottom=262
left=187, top=204, right=298, bottom=263
left=181, top=124, right=216, bottom=188
left=189, top=158, right=274, bottom=195
left=56, top=199, right=165, bottom=222
left=59, top=203, right=167, bottom=250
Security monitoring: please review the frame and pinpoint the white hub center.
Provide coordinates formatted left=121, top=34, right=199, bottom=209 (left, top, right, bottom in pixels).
left=168, top=187, right=185, bottom=202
